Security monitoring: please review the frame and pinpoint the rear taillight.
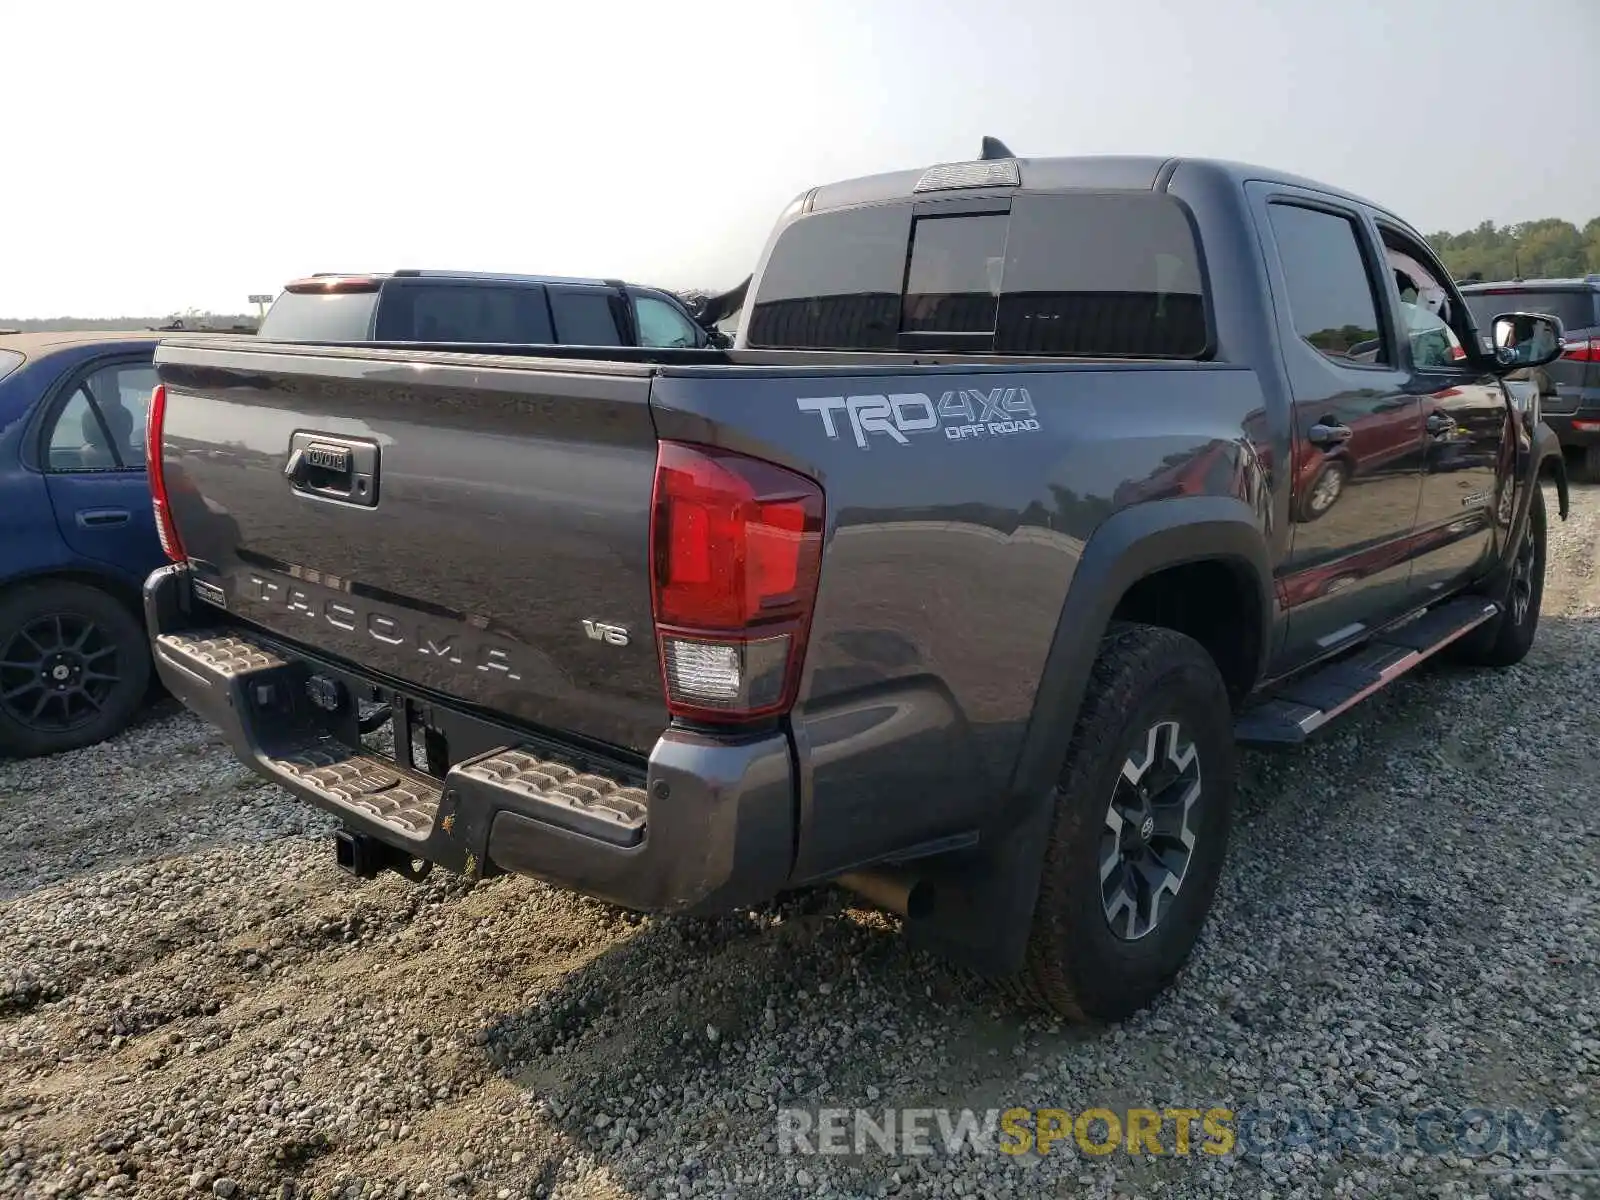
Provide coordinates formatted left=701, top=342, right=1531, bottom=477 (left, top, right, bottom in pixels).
left=1562, top=338, right=1599, bottom=362
left=145, top=384, right=185, bottom=562
left=649, top=441, right=824, bottom=723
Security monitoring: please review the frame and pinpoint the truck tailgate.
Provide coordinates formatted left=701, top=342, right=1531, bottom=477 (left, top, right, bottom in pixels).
left=154, top=339, right=666, bottom=755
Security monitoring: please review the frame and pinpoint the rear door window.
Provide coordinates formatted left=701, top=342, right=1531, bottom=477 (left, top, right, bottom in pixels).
left=46, top=390, right=111, bottom=471
left=746, top=193, right=1208, bottom=357
left=374, top=284, right=554, bottom=344
left=0, top=349, right=22, bottom=382
left=549, top=290, right=623, bottom=345
left=82, top=362, right=158, bottom=466
left=44, top=360, right=156, bottom=471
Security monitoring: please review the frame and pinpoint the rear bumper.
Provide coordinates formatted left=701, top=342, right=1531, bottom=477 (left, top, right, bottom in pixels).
left=144, top=564, right=796, bottom=914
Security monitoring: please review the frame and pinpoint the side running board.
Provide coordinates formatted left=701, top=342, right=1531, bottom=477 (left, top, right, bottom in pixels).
left=1234, top=596, right=1498, bottom=747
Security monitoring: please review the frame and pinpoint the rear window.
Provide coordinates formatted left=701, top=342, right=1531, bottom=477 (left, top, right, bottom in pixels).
left=549, top=290, right=623, bottom=345
left=746, top=192, right=1208, bottom=358
left=259, top=292, right=379, bottom=341
left=902, top=214, right=1008, bottom=335
left=1462, top=289, right=1597, bottom=335
left=746, top=205, right=907, bottom=350
left=0, top=349, right=21, bottom=382
left=374, top=283, right=555, bottom=344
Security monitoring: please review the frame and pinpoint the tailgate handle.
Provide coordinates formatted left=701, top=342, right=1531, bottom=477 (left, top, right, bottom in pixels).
left=285, top=434, right=379, bottom=507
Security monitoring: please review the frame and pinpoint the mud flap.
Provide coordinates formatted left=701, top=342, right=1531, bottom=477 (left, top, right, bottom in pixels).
left=1548, top=448, right=1570, bottom=521
left=899, top=788, right=1056, bottom=977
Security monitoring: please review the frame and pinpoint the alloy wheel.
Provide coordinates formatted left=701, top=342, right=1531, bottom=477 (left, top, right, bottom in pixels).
left=0, top=613, right=124, bottom=733
left=1509, top=516, right=1537, bottom=627
left=1099, top=719, right=1202, bottom=941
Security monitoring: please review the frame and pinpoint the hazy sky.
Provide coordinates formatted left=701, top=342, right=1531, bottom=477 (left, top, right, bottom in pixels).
left=4, top=0, right=1596, bottom=318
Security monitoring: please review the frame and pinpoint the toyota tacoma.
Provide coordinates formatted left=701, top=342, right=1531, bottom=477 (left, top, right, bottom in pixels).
left=141, top=141, right=1570, bottom=1020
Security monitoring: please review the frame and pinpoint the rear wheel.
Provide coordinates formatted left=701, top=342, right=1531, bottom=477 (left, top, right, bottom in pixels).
left=1010, top=623, right=1235, bottom=1021
left=0, top=582, right=150, bottom=758
left=1585, top=445, right=1600, bottom=482
left=1455, top=485, right=1546, bottom=669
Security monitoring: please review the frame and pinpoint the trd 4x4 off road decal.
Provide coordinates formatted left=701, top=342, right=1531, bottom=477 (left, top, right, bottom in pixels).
left=796, top=387, right=1041, bottom=448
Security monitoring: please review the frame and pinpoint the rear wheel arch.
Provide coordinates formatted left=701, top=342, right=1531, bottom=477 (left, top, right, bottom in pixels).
left=906, top=502, right=1271, bottom=983
left=1011, top=498, right=1273, bottom=807
left=1, top=565, right=145, bottom=622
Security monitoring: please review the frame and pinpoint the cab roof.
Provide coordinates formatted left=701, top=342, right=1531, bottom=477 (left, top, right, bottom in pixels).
left=292, top=270, right=666, bottom=291
left=804, top=153, right=1388, bottom=219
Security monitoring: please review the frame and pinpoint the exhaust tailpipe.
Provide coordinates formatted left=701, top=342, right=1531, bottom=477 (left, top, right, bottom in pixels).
left=838, top=869, right=932, bottom=920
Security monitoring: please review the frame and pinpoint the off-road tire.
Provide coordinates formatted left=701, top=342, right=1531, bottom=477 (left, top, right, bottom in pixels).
left=1008, top=622, right=1235, bottom=1022
left=0, top=581, right=150, bottom=758
left=1455, top=485, right=1546, bottom=669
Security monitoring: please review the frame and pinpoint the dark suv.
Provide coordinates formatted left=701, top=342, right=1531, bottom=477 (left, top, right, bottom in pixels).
left=258, top=270, right=727, bottom=350
left=1461, top=276, right=1600, bottom=471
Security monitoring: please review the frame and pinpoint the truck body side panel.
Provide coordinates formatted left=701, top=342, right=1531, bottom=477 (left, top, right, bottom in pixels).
left=649, top=361, right=1271, bottom=879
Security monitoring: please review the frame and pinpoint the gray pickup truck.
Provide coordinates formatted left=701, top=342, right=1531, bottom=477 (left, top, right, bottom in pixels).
left=143, top=142, right=1570, bottom=1020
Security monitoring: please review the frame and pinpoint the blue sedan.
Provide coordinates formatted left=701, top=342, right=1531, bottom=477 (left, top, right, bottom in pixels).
left=0, top=332, right=167, bottom=757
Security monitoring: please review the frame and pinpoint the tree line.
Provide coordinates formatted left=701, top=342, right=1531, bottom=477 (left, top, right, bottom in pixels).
left=1430, top=217, right=1600, bottom=283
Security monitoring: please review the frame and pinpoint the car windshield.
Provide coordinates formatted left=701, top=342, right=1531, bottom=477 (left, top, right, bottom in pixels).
left=0, top=349, right=22, bottom=382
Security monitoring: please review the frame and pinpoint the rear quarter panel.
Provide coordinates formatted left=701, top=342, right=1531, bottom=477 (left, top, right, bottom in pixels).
left=650, top=361, right=1271, bottom=880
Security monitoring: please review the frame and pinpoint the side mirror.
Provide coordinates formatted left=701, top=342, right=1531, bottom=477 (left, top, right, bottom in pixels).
left=1492, top=312, right=1565, bottom=370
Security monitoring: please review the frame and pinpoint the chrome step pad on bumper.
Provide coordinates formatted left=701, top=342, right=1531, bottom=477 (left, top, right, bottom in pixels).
left=154, top=628, right=647, bottom=869
left=1234, top=597, right=1499, bottom=747
left=275, top=742, right=443, bottom=839
left=456, top=748, right=646, bottom=846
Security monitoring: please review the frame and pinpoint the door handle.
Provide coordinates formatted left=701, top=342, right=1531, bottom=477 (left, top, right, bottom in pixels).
left=1426, top=413, right=1456, bottom=436
left=1307, top=421, right=1353, bottom=449
left=284, top=434, right=379, bottom=507
left=75, top=508, right=130, bottom=528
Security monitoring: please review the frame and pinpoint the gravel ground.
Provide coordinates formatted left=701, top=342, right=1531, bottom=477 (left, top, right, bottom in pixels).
left=1, top=482, right=1597, bottom=1200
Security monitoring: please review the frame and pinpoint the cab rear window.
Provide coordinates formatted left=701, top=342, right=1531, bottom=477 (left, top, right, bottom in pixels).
left=747, top=192, right=1209, bottom=358
left=0, top=349, right=22, bottom=382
